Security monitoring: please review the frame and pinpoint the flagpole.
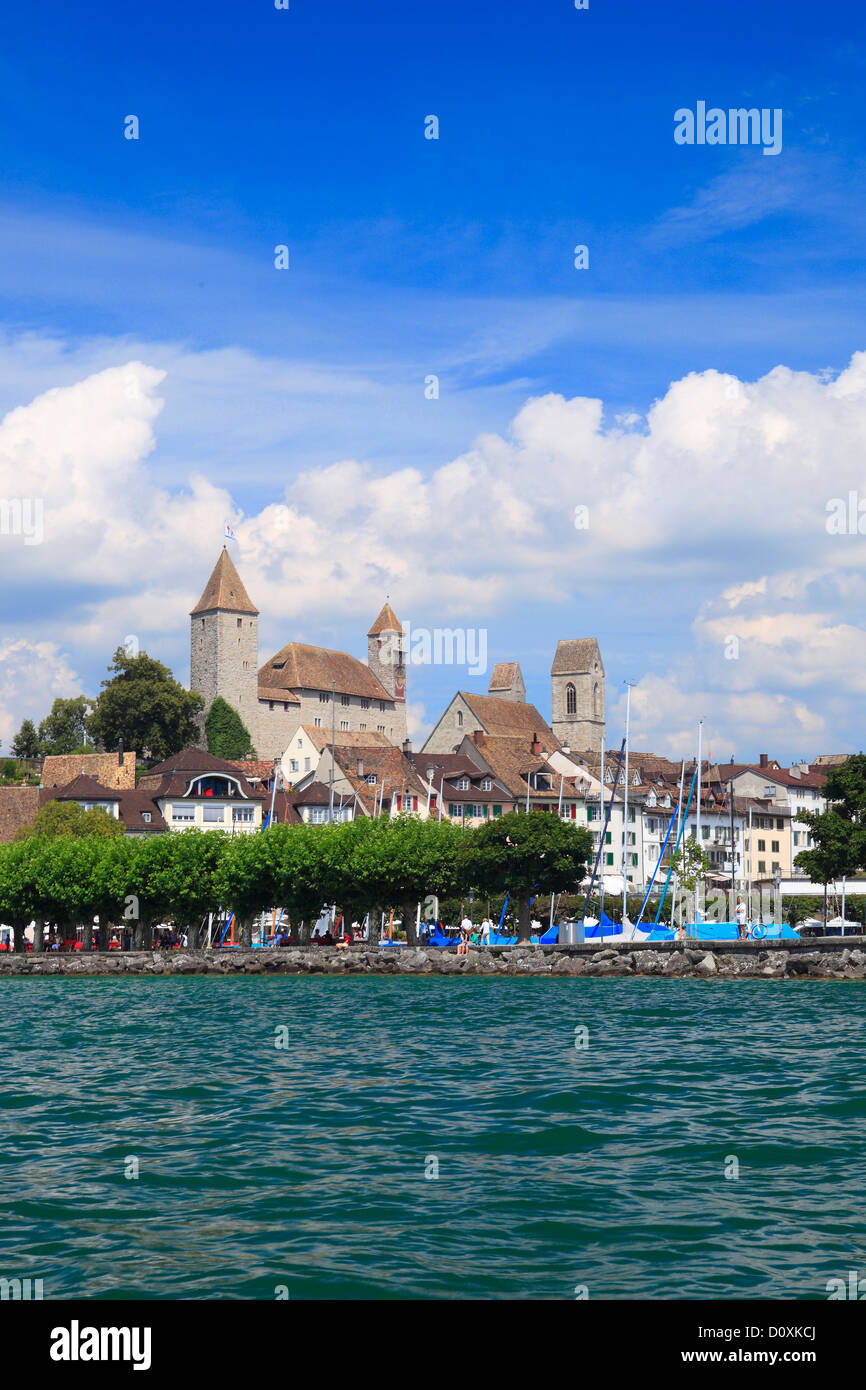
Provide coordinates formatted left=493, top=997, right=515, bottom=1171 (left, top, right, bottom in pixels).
left=622, top=682, right=634, bottom=928
left=599, top=736, right=605, bottom=941
left=695, top=719, right=703, bottom=936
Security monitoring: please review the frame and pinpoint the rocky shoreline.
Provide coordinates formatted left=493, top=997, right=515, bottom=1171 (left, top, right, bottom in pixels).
left=1, top=939, right=865, bottom=980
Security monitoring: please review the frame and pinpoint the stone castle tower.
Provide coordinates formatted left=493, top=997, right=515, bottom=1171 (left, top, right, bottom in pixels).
left=487, top=662, right=526, bottom=703
left=550, top=639, right=605, bottom=752
left=367, top=602, right=406, bottom=708
left=190, top=549, right=260, bottom=741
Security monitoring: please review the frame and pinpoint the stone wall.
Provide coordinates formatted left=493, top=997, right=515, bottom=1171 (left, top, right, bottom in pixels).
left=3, top=940, right=864, bottom=979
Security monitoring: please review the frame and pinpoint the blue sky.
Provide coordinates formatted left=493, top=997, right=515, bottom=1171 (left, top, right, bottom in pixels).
left=1, top=0, right=866, bottom=760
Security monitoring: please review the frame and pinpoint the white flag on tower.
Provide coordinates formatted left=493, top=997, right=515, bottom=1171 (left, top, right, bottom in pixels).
left=224, top=521, right=238, bottom=541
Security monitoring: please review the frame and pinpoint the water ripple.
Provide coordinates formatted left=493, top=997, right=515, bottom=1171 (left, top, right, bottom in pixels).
left=0, top=976, right=864, bottom=1298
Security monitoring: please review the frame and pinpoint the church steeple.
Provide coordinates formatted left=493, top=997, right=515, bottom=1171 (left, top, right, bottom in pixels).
left=190, top=547, right=259, bottom=617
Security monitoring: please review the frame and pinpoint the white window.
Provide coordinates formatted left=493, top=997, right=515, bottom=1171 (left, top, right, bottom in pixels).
left=304, top=757, right=311, bottom=772
left=366, top=774, right=376, bottom=784
left=340, top=720, right=349, bottom=731
left=172, top=803, right=195, bottom=821
left=142, top=812, right=151, bottom=823
left=232, top=806, right=255, bottom=824
left=290, top=759, right=298, bottom=772
left=310, top=807, right=328, bottom=823
left=481, top=778, right=492, bottom=791
left=203, top=805, right=224, bottom=823
left=457, top=778, right=469, bottom=790
left=297, top=738, right=302, bottom=748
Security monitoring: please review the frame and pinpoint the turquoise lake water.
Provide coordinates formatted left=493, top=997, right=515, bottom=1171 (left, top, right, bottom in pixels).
left=0, top=976, right=864, bottom=1300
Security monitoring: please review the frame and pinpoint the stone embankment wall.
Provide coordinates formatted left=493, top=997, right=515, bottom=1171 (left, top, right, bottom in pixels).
left=1, top=939, right=865, bottom=980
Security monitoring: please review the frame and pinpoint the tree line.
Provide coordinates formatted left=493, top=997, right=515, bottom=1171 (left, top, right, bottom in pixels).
left=0, top=811, right=593, bottom=952
left=7, top=650, right=253, bottom=761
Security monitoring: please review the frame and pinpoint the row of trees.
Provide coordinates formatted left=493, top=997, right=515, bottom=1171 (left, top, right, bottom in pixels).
left=0, top=811, right=593, bottom=952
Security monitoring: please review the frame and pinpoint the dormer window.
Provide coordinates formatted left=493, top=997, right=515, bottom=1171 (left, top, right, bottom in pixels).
left=481, top=778, right=492, bottom=791
left=457, top=778, right=469, bottom=790
left=366, top=774, right=376, bottom=785
left=142, top=812, right=151, bottom=823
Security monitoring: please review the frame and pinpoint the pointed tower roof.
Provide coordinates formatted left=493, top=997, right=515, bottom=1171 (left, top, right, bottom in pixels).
left=367, top=602, right=403, bottom=636
left=190, top=548, right=259, bottom=616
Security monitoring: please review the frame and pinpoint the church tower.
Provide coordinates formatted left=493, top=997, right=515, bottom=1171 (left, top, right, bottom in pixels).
left=367, top=602, right=408, bottom=741
left=190, top=549, right=260, bottom=744
left=551, top=639, right=605, bottom=752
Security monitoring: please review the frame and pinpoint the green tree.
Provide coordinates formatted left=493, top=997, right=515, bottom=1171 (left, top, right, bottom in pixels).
left=152, top=830, right=225, bottom=947
left=89, top=648, right=203, bottom=761
left=363, top=816, right=464, bottom=946
left=205, top=696, right=256, bottom=759
left=37, top=696, right=92, bottom=754
left=669, top=834, right=710, bottom=898
left=459, top=811, right=593, bottom=943
left=17, top=800, right=125, bottom=841
left=11, top=719, right=40, bottom=758
left=267, top=822, right=332, bottom=943
left=794, top=812, right=859, bottom=927
left=794, top=756, right=866, bottom=926
left=214, top=831, right=275, bottom=948
left=0, top=840, right=42, bottom=952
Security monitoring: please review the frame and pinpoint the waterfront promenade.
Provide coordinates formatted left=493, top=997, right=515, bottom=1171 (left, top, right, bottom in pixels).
left=1, top=937, right=864, bottom=979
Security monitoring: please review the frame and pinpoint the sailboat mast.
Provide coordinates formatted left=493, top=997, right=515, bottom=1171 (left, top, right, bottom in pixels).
left=622, top=683, right=633, bottom=926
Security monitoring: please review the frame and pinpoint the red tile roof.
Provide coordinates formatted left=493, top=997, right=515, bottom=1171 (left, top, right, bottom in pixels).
left=367, top=602, right=403, bottom=636
left=460, top=692, right=557, bottom=742
left=190, top=548, right=259, bottom=616
left=42, top=751, right=137, bottom=790
left=258, top=643, right=391, bottom=701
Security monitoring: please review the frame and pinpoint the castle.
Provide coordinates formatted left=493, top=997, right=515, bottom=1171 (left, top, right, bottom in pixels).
left=190, top=549, right=407, bottom=761
left=190, top=549, right=605, bottom=761
left=419, top=640, right=605, bottom=756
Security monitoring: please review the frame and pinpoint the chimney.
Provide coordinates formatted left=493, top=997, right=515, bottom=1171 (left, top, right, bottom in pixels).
left=402, top=737, right=412, bottom=756
left=473, top=730, right=485, bottom=746
left=357, top=759, right=364, bottom=777
left=759, top=753, right=768, bottom=768
left=530, top=733, right=541, bottom=756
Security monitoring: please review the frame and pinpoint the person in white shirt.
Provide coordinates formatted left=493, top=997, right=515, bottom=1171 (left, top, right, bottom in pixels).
left=458, top=914, right=472, bottom=955
left=479, top=917, right=491, bottom=945
left=735, top=895, right=747, bottom=939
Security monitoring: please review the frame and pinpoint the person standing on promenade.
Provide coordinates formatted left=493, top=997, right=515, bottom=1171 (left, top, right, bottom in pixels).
left=735, top=895, right=747, bottom=939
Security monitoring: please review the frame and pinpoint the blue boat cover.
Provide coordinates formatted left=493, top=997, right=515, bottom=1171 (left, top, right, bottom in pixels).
left=647, top=921, right=799, bottom=942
